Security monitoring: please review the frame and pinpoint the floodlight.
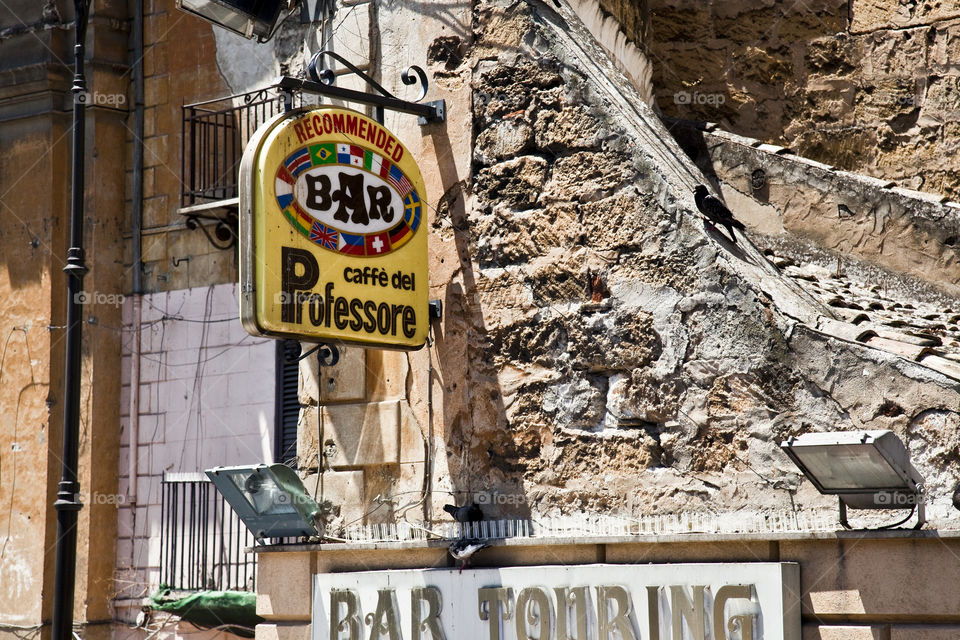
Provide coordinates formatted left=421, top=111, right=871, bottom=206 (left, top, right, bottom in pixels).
left=781, top=430, right=925, bottom=529
left=176, top=0, right=287, bottom=41
left=206, top=464, right=320, bottom=540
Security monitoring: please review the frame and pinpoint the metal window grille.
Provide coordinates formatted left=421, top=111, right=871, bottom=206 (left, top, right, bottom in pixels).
left=181, top=87, right=302, bottom=207
left=160, top=472, right=257, bottom=591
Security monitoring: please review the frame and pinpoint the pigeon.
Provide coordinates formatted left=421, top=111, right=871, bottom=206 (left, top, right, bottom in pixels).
left=443, top=502, right=483, bottom=523
left=693, top=184, right=745, bottom=244
left=449, top=538, right=489, bottom=572
left=952, top=483, right=960, bottom=511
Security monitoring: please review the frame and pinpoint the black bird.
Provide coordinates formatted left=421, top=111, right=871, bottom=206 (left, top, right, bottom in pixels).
left=952, top=482, right=960, bottom=511
left=443, top=502, right=483, bottom=523
left=449, top=538, right=489, bottom=572
left=694, top=184, right=745, bottom=244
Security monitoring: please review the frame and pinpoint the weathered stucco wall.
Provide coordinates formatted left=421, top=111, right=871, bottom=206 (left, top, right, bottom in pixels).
left=646, top=0, right=960, bottom=198
left=0, top=0, right=129, bottom=630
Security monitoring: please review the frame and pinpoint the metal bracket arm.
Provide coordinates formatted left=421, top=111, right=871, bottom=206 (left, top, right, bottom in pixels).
left=276, top=76, right=445, bottom=124
left=276, top=49, right=446, bottom=125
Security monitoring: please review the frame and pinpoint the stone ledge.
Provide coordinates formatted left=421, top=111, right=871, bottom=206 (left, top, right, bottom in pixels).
left=254, top=526, right=960, bottom=554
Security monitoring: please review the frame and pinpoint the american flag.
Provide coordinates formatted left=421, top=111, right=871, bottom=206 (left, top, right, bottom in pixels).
left=387, top=165, right=414, bottom=196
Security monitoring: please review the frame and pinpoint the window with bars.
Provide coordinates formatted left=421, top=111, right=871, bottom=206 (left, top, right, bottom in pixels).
left=159, top=473, right=257, bottom=591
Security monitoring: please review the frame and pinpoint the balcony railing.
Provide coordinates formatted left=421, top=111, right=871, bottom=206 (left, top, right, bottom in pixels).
left=160, top=472, right=257, bottom=591
left=181, top=87, right=302, bottom=208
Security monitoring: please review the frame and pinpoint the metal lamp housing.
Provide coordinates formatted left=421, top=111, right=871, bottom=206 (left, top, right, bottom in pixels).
left=206, top=464, right=320, bottom=540
left=781, top=430, right=924, bottom=510
left=176, top=0, right=285, bottom=41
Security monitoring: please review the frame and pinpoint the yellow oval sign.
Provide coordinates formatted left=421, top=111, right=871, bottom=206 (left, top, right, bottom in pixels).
left=239, top=106, right=429, bottom=349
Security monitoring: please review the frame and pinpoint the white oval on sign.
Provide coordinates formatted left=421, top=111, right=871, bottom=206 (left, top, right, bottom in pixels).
left=293, top=166, right=403, bottom=235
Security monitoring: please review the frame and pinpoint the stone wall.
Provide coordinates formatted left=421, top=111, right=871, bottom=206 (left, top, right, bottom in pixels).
left=292, top=0, right=960, bottom=537
left=668, top=121, right=960, bottom=297
left=646, top=0, right=960, bottom=198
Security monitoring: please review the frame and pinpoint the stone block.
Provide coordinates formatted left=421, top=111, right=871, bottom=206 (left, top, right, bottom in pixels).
left=314, top=547, right=448, bottom=573
left=142, top=193, right=168, bottom=228
left=780, top=539, right=960, bottom=618
left=365, top=349, right=409, bottom=401
left=850, top=0, right=960, bottom=32
left=302, top=469, right=365, bottom=524
left=475, top=543, right=604, bottom=569
left=141, top=233, right=166, bottom=264
left=606, top=539, right=778, bottom=564
left=801, top=625, right=883, bottom=640
left=297, top=405, right=319, bottom=470
left=322, top=400, right=401, bottom=468
left=145, top=13, right=168, bottom=44
left=891, top=626, right=960, bottom=640
left=144, top=134, right=169, bottom=168
left=399, top=401, right=426, bottom=463
left=257, top=551, right=312, bottom=620
left=256, top=623, right=311, bottom=640
left=307, top=345, right=365, bottom=404
left=144, top=43, right=167, bottom=77
left=320, top=469, right=364, bottom=505
left=144, top=74, right=168, bottom=107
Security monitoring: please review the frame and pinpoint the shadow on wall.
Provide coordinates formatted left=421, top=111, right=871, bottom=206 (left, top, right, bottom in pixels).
left=429, top=126, right=533, bottom=523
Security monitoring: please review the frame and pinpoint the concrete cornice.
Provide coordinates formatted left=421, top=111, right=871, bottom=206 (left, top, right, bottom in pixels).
left=255, top=526, right=960, bottom=554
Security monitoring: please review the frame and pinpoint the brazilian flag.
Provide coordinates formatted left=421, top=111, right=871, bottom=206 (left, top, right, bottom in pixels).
left=309, top=143, right=336, bottom=166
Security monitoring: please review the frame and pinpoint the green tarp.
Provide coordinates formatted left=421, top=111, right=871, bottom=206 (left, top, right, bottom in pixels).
left=149, top=588, right=263, bottom=637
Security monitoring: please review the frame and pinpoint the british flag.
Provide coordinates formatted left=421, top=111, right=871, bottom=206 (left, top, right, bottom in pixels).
left=310, top=222, right=338, bottom=250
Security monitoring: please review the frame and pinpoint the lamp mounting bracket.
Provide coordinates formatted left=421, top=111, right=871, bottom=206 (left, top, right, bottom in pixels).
left=276, top=50, right=445, bottom=126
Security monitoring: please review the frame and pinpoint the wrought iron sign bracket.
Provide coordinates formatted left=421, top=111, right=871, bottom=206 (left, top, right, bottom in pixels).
left=282, top=339, right=340, bottom=367
left=275, top=50, right=446, bottom=126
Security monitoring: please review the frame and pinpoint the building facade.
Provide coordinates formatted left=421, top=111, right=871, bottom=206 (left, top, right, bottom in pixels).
left=0, top=0, right=958, bottom=639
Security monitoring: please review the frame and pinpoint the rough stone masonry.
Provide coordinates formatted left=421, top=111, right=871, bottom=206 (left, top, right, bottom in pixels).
left=302, top=0, right=960, bottom=532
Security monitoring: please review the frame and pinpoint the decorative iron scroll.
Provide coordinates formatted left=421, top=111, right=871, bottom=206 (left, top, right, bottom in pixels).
left=277, top=50, right=445, bottom=125
left=184, top=210, right=238, bottom=250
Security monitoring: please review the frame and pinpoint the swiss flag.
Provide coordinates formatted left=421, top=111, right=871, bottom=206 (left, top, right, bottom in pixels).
left=365, top=232, right=391, bottom=255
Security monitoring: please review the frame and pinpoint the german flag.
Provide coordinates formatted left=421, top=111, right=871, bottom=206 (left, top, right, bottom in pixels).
left=389, top=219, right=411, bottom=249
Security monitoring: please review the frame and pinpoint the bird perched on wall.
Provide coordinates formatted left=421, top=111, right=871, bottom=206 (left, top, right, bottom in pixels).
left=443, top=502, right=483, bottom=523
left=694, top=184, right=745, bottom=244
left=449, top=539, right=489, bottom=572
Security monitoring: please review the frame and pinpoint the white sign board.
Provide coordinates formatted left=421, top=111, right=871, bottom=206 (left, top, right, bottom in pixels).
left=313, top=562, right=800, bottom=640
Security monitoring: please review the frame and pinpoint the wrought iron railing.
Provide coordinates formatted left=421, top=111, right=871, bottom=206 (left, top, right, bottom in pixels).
left=160, top=472, right=257, bottom=591
left=181, top=87, right=301, bottom=208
